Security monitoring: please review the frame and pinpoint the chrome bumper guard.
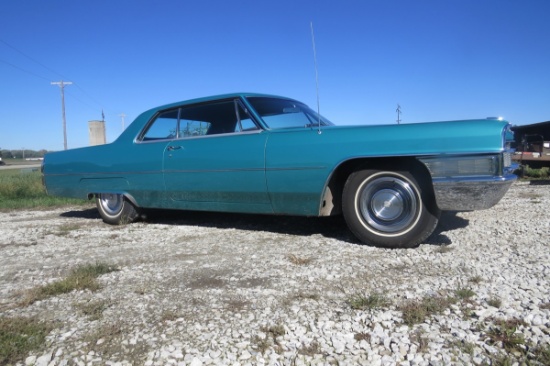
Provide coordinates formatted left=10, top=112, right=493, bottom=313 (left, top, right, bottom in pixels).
left=432, top=174, right=516, bottom=211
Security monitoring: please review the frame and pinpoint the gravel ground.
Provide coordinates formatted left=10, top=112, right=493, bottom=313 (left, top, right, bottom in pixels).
left=1, top=181, right=549, bottom=366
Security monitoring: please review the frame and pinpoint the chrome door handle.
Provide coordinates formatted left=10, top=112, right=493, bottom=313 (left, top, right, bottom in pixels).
left=167, top=146, right=182, bottom=151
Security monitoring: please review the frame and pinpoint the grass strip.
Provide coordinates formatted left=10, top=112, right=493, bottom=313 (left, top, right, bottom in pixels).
left=0, top=316, right=53, bottom=365
left=23, top=263, right=118, bottom=306
left=0, top=170, right=88, bottom=210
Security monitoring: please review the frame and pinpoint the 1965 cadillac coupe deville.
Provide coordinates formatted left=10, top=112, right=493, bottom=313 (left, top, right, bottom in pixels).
left=42, top=93, right=516, bottom=248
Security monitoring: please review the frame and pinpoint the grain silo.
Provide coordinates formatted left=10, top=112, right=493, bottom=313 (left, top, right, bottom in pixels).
left=88, top=120, right=106, bottom=146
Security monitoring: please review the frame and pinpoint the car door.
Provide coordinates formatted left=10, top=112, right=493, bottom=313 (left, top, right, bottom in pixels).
left=163, top=99, right=272, bottom=214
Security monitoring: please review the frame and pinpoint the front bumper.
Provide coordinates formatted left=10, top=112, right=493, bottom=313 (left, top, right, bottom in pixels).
left=432, top=174, right=517, bottom=211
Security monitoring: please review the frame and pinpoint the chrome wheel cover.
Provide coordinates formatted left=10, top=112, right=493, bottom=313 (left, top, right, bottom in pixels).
left=98, top=193, right=123, bottom=215
left=358, top=176, right=418, bottom=233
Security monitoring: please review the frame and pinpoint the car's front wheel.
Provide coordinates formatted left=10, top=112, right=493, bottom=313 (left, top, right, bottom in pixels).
left=96, top=193, right=139, bottom=225
left=342, top=169, right=440, bottom=248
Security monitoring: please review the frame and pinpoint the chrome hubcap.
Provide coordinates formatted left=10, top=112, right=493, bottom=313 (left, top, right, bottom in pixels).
left=99, top=193, right=123, bottom=215
left=359, top=176, right=418, bottom=233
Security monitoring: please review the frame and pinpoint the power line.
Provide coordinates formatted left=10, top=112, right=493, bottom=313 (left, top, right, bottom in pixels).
left=1, top=56, right=101, bottom=115
left=0, top=58, right=51, bottom=82
left=1, top=38, right=107, bottom=113
left=1, top=39, right=69, bottom=80
left=0, top=56, right=100, bottom=114
left=72, top=82, right=104, bottom=108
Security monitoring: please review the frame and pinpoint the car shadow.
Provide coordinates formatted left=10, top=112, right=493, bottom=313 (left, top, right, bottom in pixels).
left=60, top=207, right=357, bottom=243
left=529, top=179, right=550, bottom=186
left=60, top=208, right=470, bottom=248
left=424, top=211, right=469, bottom=246
left=144, top=209, right=359, bottom=244
left=61, top=208, right=101, bottom=219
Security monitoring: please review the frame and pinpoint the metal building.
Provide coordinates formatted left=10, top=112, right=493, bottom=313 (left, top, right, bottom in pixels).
left=511, top=121, right=550, bottom=168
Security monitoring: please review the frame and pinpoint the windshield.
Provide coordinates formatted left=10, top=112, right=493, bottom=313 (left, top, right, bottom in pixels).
left=246, top=97, right=334, bottom=129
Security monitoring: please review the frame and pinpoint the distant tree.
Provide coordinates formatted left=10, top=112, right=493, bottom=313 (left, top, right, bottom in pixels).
left=0, top=149, right=51, bottom=158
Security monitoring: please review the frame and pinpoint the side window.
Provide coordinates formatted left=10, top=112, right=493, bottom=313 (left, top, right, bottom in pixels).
left=234, top=102, right=259, bottom=132
left=142, top=110, right=178, bottom=140
left=179, top=102, right=233, bottom=137
left=141, top=99, right=261, bottom=141
left=179, top=99, right=259, bottom=138
left=262, top=111, right=311, bottom=129
left=179, top=120, right=210, bottom=137
left=246, top=97, right=334, bottom=129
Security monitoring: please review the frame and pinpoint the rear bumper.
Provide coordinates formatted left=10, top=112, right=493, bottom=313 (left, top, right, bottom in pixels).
left=432, top=174, right=517, bottom=211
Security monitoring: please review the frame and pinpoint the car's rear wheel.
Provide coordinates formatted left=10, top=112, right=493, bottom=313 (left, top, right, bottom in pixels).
left=342, top=168, right=440, bottom=248
left=96, top=193, right=139, bottom=225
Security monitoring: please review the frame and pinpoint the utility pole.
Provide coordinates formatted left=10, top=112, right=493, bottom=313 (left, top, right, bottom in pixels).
left=119, top=113, right=126, bottom=131
left=51, top=81, right=72, bottom=150
left=396, top=104, right=402, bottom=124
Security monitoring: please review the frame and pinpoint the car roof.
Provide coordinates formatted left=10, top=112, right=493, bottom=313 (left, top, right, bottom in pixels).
left=152, top=93, right=300, bottom=112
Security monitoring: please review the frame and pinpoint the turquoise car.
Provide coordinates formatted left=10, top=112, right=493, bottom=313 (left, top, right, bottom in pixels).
left=42, top=93, right=516, bottom=248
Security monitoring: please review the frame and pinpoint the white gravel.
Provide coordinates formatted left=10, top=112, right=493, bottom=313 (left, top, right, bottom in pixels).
left=1, top=181, right=549, bottom=365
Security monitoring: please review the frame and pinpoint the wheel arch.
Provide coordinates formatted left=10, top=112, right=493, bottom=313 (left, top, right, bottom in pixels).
left=320, top=156, right=435, bottom=216
left=88, top=191, right=140, bottom=208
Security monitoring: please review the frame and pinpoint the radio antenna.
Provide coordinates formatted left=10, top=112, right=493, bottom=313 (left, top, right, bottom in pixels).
left=396, top=104, right=402, bottom=124
left=310, top=21, right=322, bottom=134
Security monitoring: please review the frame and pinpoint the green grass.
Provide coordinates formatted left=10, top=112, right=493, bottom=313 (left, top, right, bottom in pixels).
left=485, top=318, right=526, bottom=353
left=519, top=166, right=550, bottom=179
left=48, top=223, right=85, bottom=237
left=23, top=262, right=118, bottom=306
left=75, top=300, right=110, bottom=321
left=454, top=287, right=476, bottom=300
left=253, top=324, right=286, bottom=354
left=468, top=276, right=483, bottom=285
left=348, top=292, right=391, bottom=310
left=297, top=340, right=321, bottom=356
left=487, top=297, right=502, bottom=308
left=399, top=295, right=457, bottom=326
left=287, top=254, right=312, bottom=265
left=0, top=170, right=88, bottom=210
left=530, top=344, right=550, bottom=365
left=0, top=316, right=53, bottom=365
left=410, top=329, right=430, bottom=353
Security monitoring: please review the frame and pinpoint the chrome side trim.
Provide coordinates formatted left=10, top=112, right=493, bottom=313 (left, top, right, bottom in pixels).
left=432, top=174, right=516, bottom=211
left=44, top=165, right=326, bottom=177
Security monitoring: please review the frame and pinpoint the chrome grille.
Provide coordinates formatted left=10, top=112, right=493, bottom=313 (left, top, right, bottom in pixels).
left=503, top=152, right=512, bottom=168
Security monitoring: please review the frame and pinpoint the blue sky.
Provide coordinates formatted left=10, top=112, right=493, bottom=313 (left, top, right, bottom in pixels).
left=1, top=0, right=549, bottom=151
